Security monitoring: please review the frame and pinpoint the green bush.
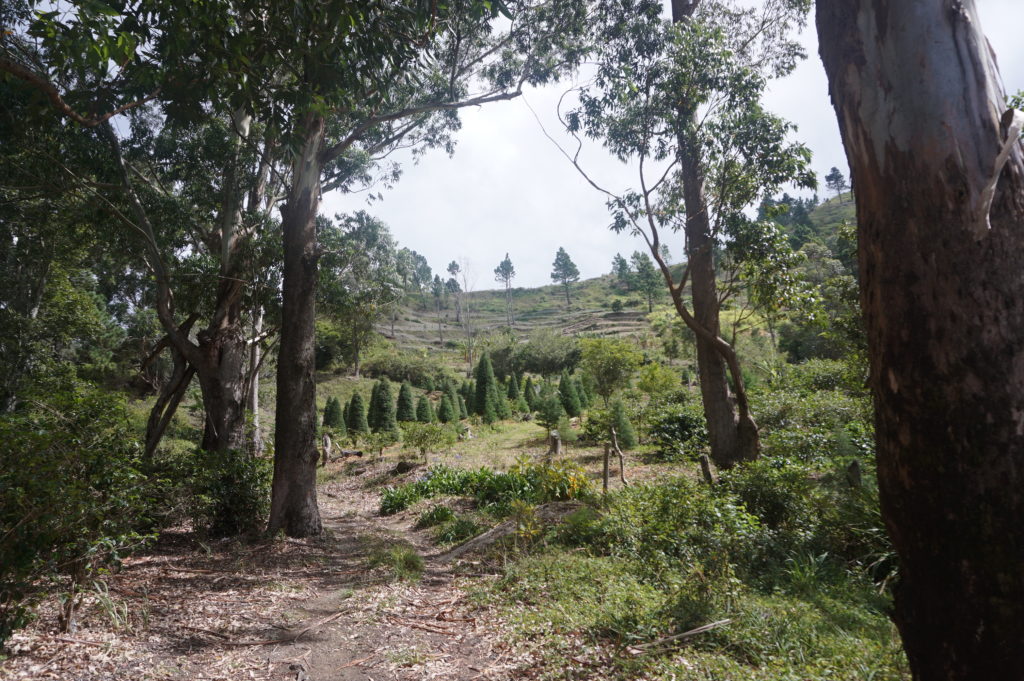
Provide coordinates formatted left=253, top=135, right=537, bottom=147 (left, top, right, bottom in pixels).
left=379, top=461, right=592, bottom=516
left=190, top=449, right=272, bottom=537
left=434, top=517, right=483, bottom=544
left=403, top=422, right=458, bottom=461
left=786, top=358, right=853, bottom=393
left=754, top=388, right=867, bottom=432
left=0, top=383, right=151, bottom=645
left=646, top=398, right=708, bottom=461
left=362, top=345, right=450, bottom=388
left=415, top=504, right=456, bottom=529
left=718, top=457, right=817, bottom=532
left=577, top=477, right=767, bottom=581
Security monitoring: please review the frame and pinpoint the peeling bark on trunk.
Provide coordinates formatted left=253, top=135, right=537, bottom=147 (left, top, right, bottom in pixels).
left=268, top=113, right=325, bottom=538
left=818, top=1, right=1024, bottom=676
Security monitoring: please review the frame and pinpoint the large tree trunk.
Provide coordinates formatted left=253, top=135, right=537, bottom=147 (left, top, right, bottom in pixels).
left=194, top=109, right=254, bottom=454
left=268, top=113, right=325, bottom=538
left=196, top=325, right=248, bottom=452
left=817, top=1, right=1024, bottom=677
left=670, top=0, right=758, bottom=470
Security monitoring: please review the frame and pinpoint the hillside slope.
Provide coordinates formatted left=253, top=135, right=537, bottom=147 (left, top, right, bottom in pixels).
left=382, top=273, right=666, bottom=351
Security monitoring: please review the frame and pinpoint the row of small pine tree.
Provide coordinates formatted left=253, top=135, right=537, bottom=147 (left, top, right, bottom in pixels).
left=322, top=355, right=635, bottom=448
left=322, top=378, right=470, bottom=439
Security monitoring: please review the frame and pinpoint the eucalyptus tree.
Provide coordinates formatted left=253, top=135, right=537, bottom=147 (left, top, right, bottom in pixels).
left=319, top=212, right=403, bottom=379
left=0, top=74, right=117, bottom=411
left=3, top=0, right=590, bottom=536
left=250, top=0, right=588, bottom=534
left=818, top=1, right=1024, bottom=675
left=565, top=0, right=813, bottom=468
left=1, top=5, right=285, bottom=459
left=431, top=274, right=446, bottom=344
left=630, top=251, right=661, bottom=312
left=446, top=260, right=464, bottom=323
left=494, top=253, right=516, bottom=326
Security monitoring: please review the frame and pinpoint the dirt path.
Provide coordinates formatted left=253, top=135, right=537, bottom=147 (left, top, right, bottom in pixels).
left=260, top=465, right=520, bottom=681
left=0, top=460, right=524, bottom=681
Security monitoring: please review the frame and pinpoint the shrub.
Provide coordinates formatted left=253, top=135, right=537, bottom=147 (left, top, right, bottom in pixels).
left=563, top=476, right=767, bottom=581
left=362, top=345, right=449, bottom=387
left=403, top=422, right=457, bottom=462
left=190, top=449, right=272, bottom=537
left=646, top=398, right=708, bottom=461
left=718, top=457, right=818, bottom=532
left=0, top=383, right=150, bottom=643
left=434, top=517, right=482, bottom=544
left=786, top=358, right=854, bottom=393
left=416, top=505, right=456, bottom=529
left=754, top=388, right=866, bottom=432
left=379, top=461, right=592, bottom=516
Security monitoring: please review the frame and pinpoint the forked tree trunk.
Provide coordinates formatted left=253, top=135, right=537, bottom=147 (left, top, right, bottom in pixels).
left=143, top=316, right=198, bottom=464
left=268, top=113, right=325, bottom=538
left=818, top=1, right=1024, bottom=676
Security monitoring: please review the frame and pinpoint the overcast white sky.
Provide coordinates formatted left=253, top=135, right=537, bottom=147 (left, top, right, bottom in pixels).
left=323, top=1, right=1024, bottom=289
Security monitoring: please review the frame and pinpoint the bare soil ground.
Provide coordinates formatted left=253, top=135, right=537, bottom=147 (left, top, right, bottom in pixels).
left=0, top=459, right=533, bottom=681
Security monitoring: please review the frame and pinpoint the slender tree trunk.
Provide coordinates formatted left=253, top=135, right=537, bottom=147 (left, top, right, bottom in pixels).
left=818, top=1, right=1024, bottom=677
left=669, top=0, right=758, bottom=470
left=247, top=307, right=264, bottom=455
left=353, top=334, right=361, bottom=379
left=143, top=315, right=200, bottom=462
left=268, top=113, right=325, bottom=538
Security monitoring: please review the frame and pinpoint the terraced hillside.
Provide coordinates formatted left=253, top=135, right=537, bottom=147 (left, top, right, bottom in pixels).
left=381, top=273, right=665, bottom=351
left=380, top=192, right=855, bottom=353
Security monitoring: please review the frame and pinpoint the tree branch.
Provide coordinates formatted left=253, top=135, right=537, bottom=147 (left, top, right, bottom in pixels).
left=0, top=56, right=160, bottom=127
left=320, top=88, right=523, bottom=165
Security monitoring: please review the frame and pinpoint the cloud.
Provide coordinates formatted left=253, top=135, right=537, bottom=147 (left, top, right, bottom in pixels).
left=322, top=2, right=1024, bottom=289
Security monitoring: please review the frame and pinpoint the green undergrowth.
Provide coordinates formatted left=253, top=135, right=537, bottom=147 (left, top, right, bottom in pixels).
left=367, top=542, right=424, bottom=581
left=479, top=463, right=906, bottom=680
left=379, top=459, right=592, bottom=517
